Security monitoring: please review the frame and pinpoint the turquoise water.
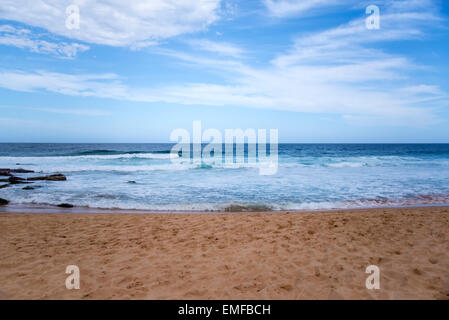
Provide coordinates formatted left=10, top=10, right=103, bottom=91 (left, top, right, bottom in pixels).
left=1, top=143, right=449, bottom=211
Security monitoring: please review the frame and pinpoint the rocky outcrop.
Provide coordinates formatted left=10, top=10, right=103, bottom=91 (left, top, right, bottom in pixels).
left=27, top=174, right=67, bottom=181
left=8, top=176, right=29, bottom=184
left=0, top=168, right=66, bottom=190
left=11, top=169, right=34, bottom=173
left=0, top=169, right=69, bottom=210
left=57, top=203, right=74, bottom=208
left=0, top=168, right=34, bottom=176
left=0, top=169, right=12, bottom=177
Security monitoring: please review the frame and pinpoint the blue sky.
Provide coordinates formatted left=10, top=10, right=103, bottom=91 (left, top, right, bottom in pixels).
left=0, top=0, right=448, bottom=143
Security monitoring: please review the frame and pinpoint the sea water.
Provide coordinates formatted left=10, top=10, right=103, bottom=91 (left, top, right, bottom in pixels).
left=1, top=143, right=449, bottom=211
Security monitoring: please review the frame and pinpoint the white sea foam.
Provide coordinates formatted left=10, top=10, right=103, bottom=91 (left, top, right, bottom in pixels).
left=7, top=195, right=449, bottom=212
left=324, top=162, right=367, bottom=168
left=0, top=152, right=178, bottom=161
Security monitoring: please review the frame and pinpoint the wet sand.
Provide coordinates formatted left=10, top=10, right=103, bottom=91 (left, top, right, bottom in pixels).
left=0, top=206, right=449, bottom=299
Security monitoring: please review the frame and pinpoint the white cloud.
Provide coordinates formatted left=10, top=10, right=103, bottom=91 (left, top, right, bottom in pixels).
left=0, top=0, right=222, bottom=47
left=0, top=1, right=446, bottom=126
left=0, top=25, right=89, bottom=58
left=262, top=0, right=443, bottom=19
left=399, top=85, right=443, bottom=95
left=271, top=6, right=442, bottom=68
left=185, top=39, right=245, bottom=57
left=0, top=105, right=111, bottom=117
left=28, top=107, right=110, bottom=116
left=140, top=3, right=445, bottom=124
left=263, top=0, right=343, bottom=17
left=0, top=55, right=443, bottom=126
left=0, top=70, right=129, bottom=98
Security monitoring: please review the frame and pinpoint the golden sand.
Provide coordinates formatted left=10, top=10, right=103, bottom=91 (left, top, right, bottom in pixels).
left=1, top=206, right=448, bottom=299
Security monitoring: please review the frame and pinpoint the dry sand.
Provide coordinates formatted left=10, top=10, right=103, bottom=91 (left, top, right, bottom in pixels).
left=0, top=206, right=449, bottom=300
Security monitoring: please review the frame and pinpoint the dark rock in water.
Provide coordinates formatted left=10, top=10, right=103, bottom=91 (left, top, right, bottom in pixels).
left=10, top=168, right=34, bottom=173
left=0, top=184, right=9, bottom=189
left=57, top=203, right=74, bottom=208
left=0, top=198, right=9, bottom=206
left=8, top=176, right=29, bottom=184
left=0, top=168, right=34, bottom=175
left=128, top=180, right=136, bottom=184
left=22, top=186, right=35, bottom=190
left=0, top=169, right=13, bottom=176
left=9, top=175, right=25, bottom=181
left=28, top=174, right=67, bottom=181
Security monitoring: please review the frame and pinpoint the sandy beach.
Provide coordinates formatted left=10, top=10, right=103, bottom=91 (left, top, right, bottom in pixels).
left=0, top=206, right=448, bottom=300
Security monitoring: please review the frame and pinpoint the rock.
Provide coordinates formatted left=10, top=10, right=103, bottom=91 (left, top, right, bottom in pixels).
left=0, top=198, right=9, bottom=206
left=45, top=174, right=67, bottom=181
left=127, top=180, right=136, bottom=184
left=0, top=169, right=13, bottom=176
left=28, top=174, right=67, bottom=181
left=9, top=175, right=25, bottom=181
left=8, top=176, right=29, bottom=184
left=10, top=168, right=34, bottom=173
left=0, top=168, right=34, bottom=175
left=22, top=186, right=35, bottom=190
left=0, top=184, right=9, bottom=189
left=57, top=203, right=74, bottom=208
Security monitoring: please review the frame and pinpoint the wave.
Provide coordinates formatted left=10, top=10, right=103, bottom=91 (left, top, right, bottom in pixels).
left=288, top=155, right=449, bottom=168
left=223, top=203, right=273, bottom=212
left=41, top=163, right=196, bottom=173
left=65, top=149, right=173, bottom=156
left=39, top=161, right=273, bottom=173
left=0, top=152, right=179, bottom=161
left=195, top=163, right=213, bottom=170
left=6, top=194, right=449, bottom=212
left=69, top=149, right=130, bottom=156
left=323, top=162, right=368, bottom=168
left=404, top=150, right=449, bottom=156
left=279, top=194, right=449, bottom=210
left=2, top=154, right=449, bottom=177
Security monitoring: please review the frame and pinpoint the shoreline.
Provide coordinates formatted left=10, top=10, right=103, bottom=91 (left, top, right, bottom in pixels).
left=2, top=202, right=449, bottom=215
left=1, top=205, right=449, bottom=299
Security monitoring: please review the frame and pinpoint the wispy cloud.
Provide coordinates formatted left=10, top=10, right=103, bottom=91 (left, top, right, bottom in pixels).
left=0, top=70, right=127, bottom=97
left=185, top=39, right=245, bottom=57
left=0, top=117, right=41, bottom=126
left=0, top=0, right=222, bottom=48
left=0, top=105, right=111, bottom=117
left=0, top=25, right=89, bottom=58
left=263, top=0, right=344, bottom=17
left=0, top=1, right=446, bottom=127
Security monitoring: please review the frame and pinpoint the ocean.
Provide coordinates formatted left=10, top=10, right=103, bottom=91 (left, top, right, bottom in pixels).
left=1, top=143, right=449, bottom=211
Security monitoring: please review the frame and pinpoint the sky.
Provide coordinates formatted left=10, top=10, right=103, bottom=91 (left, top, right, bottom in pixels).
left=0, top=0, right=448, bottom=143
